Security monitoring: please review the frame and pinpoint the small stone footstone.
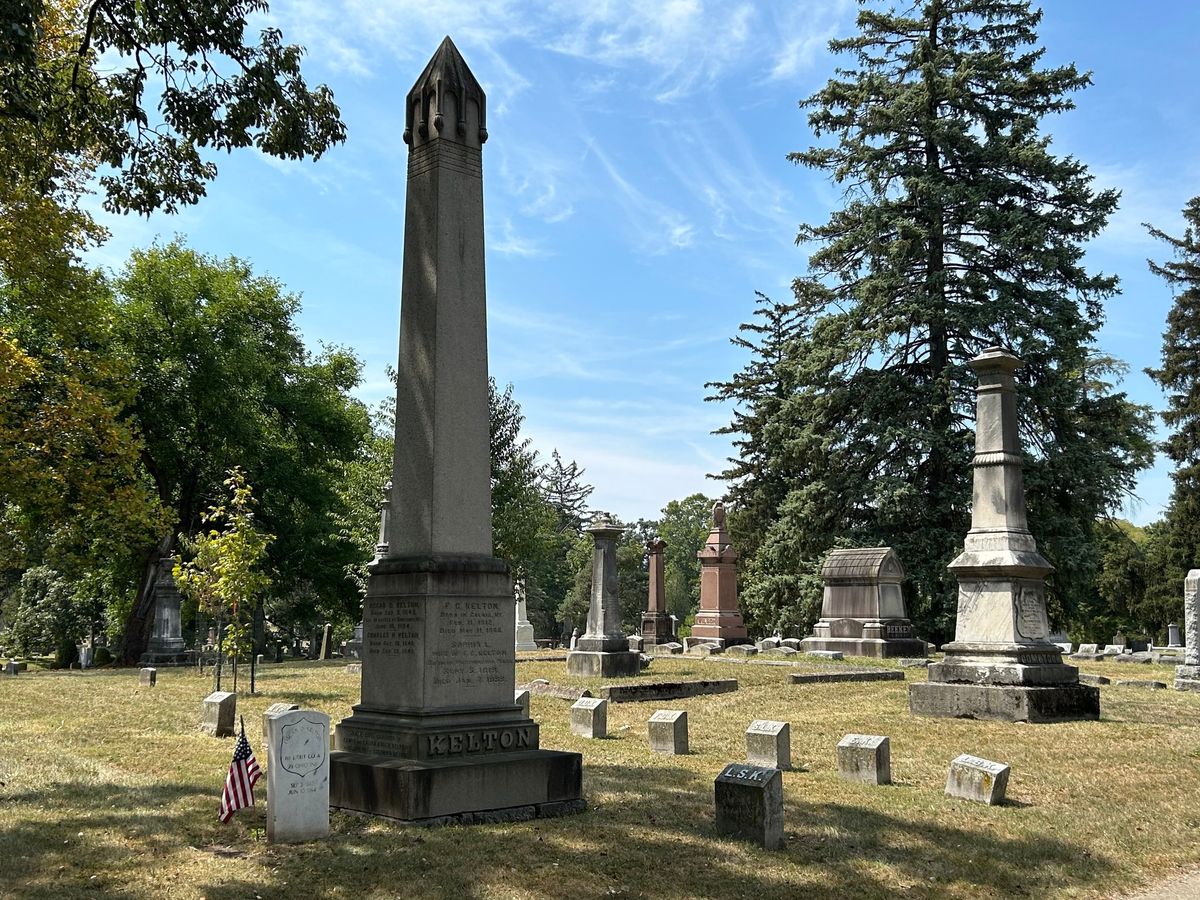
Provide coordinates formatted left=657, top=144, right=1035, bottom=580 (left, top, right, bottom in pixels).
left=837, top=734, right=891, bottom=785
left=1102, top=644, right=1124, bottom=656
left=745, top=720, right=791, bottom=770
left=4, top=660, right=18, bottom=676
left=757, top=638, right=780, bottom=651
left=945, top=754, right=1009, bottom=805
left=201, top=691, right=237, bottom=737
left=515, top=688, right=531, bottom=718
left=773, top=647, right=798, bottom=657
left=714, top=763, right=784, bottom=851
left=628, top=635, right=644, bottom=652
left=780, top=638, right=802, bottom=650
left=726, top=645, right=758, bottom=657
left=263, top=702, right=300, bottom=741
left=1112, top=653, right=1153, bottom=665
left=1054, top=642, right=1073, bottom=654
left=688, top=642, right=722, bottom=657
left=570, top=697, right=608, bottom=739
left=662, top=642, right=684, bottom=655
left=139, top=667, right=156, bottom=687
left=648, top=710, right=688, bottom=755
left=804, top=650, right=843, bottom=660
left=266, top=708, right=330, bottom=843
left=345, top=663, right=361, bottom=675
left=1078, top=673, right=1110, bottom=686
left=899, top=658, right=930, bottom=668
left=1115, top=679, right=1167, bottom=690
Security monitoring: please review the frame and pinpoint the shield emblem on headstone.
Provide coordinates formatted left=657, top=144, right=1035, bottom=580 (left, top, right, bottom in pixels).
left=279, top=717, right=327, bottom=778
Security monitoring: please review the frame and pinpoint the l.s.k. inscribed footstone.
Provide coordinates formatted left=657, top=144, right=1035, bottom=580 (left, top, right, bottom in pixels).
left=909, top=348, right=1099, bottom=723
left=328, top=37, right=582, bottom=825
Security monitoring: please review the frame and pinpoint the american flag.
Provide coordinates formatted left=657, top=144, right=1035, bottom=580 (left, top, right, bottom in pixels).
left=218, top=721, right=262, bottom=824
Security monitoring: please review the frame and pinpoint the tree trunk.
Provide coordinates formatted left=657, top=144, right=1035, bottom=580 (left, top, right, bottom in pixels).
left=116, top=531, right=175, bottom=665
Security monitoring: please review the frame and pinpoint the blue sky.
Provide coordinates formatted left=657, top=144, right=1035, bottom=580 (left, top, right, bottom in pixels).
left=87, top=1, right=1200, bottom=526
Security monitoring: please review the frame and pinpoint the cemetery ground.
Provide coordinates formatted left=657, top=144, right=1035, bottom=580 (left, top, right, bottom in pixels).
left=1, top=657, right=1199, bottom=900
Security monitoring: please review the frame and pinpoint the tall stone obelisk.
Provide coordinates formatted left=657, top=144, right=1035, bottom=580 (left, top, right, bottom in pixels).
left=329, top=37, right=583, bottom=823
left=641, top=537, right=673, bottom=645
left=909, top=348, right=1099, bottom=722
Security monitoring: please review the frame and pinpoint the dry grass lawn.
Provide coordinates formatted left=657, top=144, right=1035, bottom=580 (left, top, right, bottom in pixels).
left=1, top=654, right=1198, bottom=899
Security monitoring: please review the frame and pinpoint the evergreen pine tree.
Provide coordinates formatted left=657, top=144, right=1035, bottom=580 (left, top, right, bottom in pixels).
left=1145, top=196, right=1200, bottom=617
left=713, top=0, right=1153, bottom=639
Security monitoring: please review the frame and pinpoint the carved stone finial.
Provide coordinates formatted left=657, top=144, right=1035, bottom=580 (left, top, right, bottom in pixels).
left=375, top=479, right=393, bottom=559
left=403, top=35, right=488, bottom=150
left=712, top=501, right=726, bottom=529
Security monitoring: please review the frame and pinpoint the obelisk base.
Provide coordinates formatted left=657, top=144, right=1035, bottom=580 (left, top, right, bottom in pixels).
left=566, top=650, right=641, bottom=678
left=515, top=623, right=537, bottom=652
left=330, top=749, right=584, bottom=825
left=909, top=642, right=1099, bottom=722
left=799, top=636, right=928, bottom=659
left=1175, top=665, right=1200, bottom=693
left=641, top=612, right=674, bottom=645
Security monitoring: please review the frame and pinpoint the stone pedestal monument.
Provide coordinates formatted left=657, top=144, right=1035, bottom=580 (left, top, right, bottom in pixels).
left=567, top=514, right=642, bottom=677
left=641, top=537, right=674, bottom=645
left=329, top=37, right=583, bottom=824
left=909, top=348, right=1099, bottom=722
left=1174, top=570, right=1200, bottom=692
left=514, top=578, right=537, bottom=652
left=800, top=548, right=926, bottom=658
left=689, top=503, right=749, bottom=648
left=140, top=558, right=191, bottom=666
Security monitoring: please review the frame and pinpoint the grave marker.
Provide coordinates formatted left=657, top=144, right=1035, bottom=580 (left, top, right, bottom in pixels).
left=648, top=710, right=688, bottom=755
left=201, top=691, right=236, bottom=737
left=266, top=709, right=331, bottom=843
left=570, top=698, right=607, bottom=739
left=745, top=720, right=791, bottom=770
left=138, top=667, right=156, bottom=687
left=714, top=763, right=783, bottom=850
left=945, top=754, right=1009, bottom=805
left=836, top=734, right=891, bottom=785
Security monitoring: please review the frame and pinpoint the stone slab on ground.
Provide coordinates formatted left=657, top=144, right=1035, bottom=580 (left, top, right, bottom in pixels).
left=201, top=691, right=236, bottom=737
left=1079, top=673, right=1110, bottom=686
left=837, top=734, right=891, bottom=785
left=1112, top=653, right=1154, bottom=665
left=726, top=645, right=758, bottom=657
left=714, top=763, right=783, bottom=851
left=899, top=658, right=931, bottom=668
left=908, top=682, right=1100, bottom=723
left=945, top=754, right=1009, bottom=805
left=790, top=670, right=904, bottom=685
left=599, top=679, right=737, bottom=704
left=518, top=680, right=593, bottom=702
left=515, top=654, right=570, bottom=662
left=570, top=697, right=607, bottom=739
left=1176, top=665, right=1200, bottom=693
left=804, top=650, right=843, bottom=660
left=266, top=709, right=331, bottom=843
left=648, top=710, right=688, bottom=755
left=1115, top=679, right=1167, bottom=690
left=767, top=647, right=798, bottom=658
left=645, top=642, right=684, bottom=656
left=745, top=720, right=790, bottom=770
left=780, top=639, right=802, bottom=651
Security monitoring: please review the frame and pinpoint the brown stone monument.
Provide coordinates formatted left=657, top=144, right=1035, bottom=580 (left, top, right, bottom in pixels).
left=641, top=537, right=673, bottom=645
left=909, top=348, right=1099, bottom=722
left=689, top=502, right=749, bottom=648
left=328, top=37, right=583, bottom=823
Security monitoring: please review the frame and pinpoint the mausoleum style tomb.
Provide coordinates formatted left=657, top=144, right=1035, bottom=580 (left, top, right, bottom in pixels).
left=800, top=548, right=927, bottom=658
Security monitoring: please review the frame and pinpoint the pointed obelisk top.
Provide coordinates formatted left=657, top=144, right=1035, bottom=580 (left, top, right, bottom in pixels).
left=403, top=36, right=488, bottom=149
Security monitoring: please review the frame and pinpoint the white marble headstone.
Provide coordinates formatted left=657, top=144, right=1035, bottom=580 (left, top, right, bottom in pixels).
left=266, top=709, right=330, bottom=843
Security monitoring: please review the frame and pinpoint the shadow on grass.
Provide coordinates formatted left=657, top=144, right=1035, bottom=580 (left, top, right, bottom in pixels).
left=203, top=761, right=1115, bottom=900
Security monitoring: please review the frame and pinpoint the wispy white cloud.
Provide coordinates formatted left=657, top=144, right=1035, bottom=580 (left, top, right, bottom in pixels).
left=585, top=138, right=695, bottom=253
left=488, top=217, right=549, bottom=258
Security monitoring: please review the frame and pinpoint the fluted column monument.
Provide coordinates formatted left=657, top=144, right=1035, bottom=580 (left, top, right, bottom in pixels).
left=329, top=37, right=583, bottom=823
left=567, top=514, right=642, bottom=677
left=909, top=347, right=1099, bottom=722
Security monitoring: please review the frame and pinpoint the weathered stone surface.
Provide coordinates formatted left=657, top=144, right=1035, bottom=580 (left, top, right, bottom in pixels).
left=263, top=702, right=300, bottom=741
left=772, top=647, right=798, bottom=658
left=565, top=649, right=641, bottom=677
left=801, top=547, right=927, bottom=658
left=1076, top=643, right=1099, bottom=655
left=837, top=734, right=891, bottom=785
left=201, top=691, right=236, bottom=737
left=138, top=667, right=156, bottom=687
left=911, top=349, right=1096, bottom=723
left=1101, top=644, right=1124, bottom=656
left=648, top=710, right=688, bottom=755
left=345, top=663, right=362, bottom=675
left=780, top=638, right=802, bottom=651
left=569, top=513, right=642, bottom=678
left=757, top=638, right=781, bottom=651
left=690, top=503, right=750, bottom=648
left=318, top=623, right=335, bottom=660
left=804, top=650, right=843, bottom=660
left=627, top=635, right=644, bottom=652
left=726, top=645, right=758, bottom=657
left=1115, top=679, right=1167, bottom=690
left=1054, top=642, right=1074, bottom=654
left=899, top=658, right=931, bottom=668
left=141, top=558, right=190, bottom=665
left=519, top=680, right=592, bottom=701
left=714, top=763, right=784, bottom=850
left=1112, top=653, right=1153, bottom=664
left=646, top=641, right=684, bottom=656
left=3, top=659, right=18, bottom=676
left=514, top=579, right=537, bottom=652
left=1174, top=665, right=1200, bottom=693
left=1078, top=673, right=1110, bottom=686
left=601, top=679, right=737, bottom=704
left=945, top=754, right=1009, bottom=805
left=687, top=642, right=722, bottom=657
left=266, top=709, right=331, bottom=843
left=745, top=720, right=791, bottom=770
left=515, top=689, right=531, bottom=718
left=1185, top=571, right=1200, bottom=666
left=910, top=682, right=1099, bottom=723
left=642, top=537, right=674, bottom=645
left=790, top=670, right=904, bottom=685
left=570, top=697, right=607, bottom=739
